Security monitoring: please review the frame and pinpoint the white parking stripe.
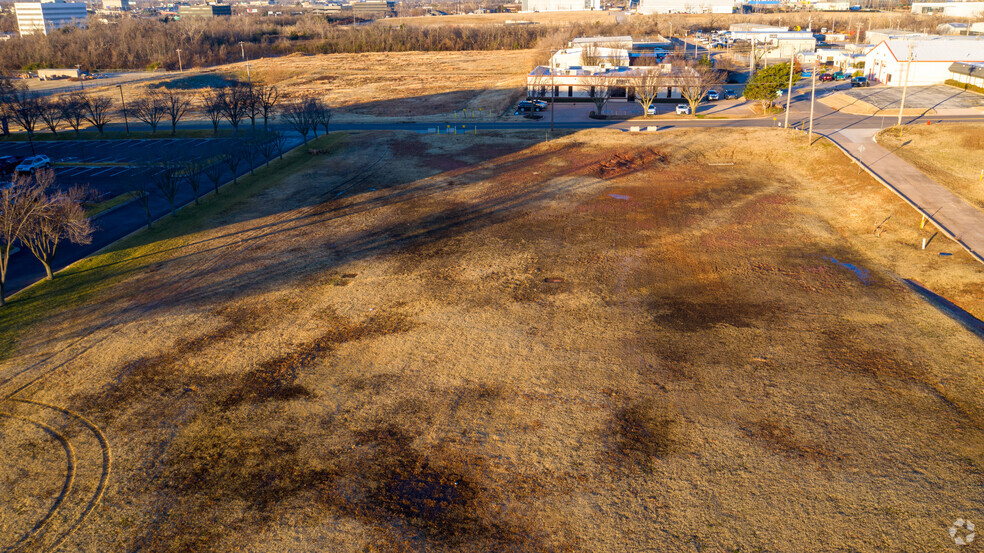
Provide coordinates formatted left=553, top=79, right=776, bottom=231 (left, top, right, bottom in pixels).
left=89, top=167, right=118, bottom=177
left=107, top=168, right=131, bottom=177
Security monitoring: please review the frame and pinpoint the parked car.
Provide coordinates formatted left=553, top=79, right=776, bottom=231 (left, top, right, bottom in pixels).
left=0, top=156, right=21, bottom=177
left=675, top=104, right=691, bottom=115
left=819, top=73, right=834, bottom=82
left=833, top=71, right=848, bottom=80
left=15, top=155, right=51, bottom=173
left=706, top=90, right=720, bottom=101
left=646, top=105, right=657, bottom=115
left=850, top=76, right=869, bottom=87
left=724, top=89, right=738, bottom=99
left=514, top=100, right=547, bottom=114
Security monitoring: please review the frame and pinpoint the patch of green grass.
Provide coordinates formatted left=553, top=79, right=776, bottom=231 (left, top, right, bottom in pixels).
left=85, top=191, right=139, bottom=218
left=0, top=132, right=347, bottom=360
left=1, top=129, right=274, bottom=142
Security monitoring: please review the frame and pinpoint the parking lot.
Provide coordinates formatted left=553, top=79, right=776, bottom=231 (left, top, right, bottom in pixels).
left=1, top=135, right=301, bottom=294
left=0, top=138, right=248, bottom=199
left=841, top=85, right=984, bottom=110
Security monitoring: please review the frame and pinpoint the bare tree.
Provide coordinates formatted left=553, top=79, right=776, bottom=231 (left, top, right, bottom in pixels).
left=677, top=61, right=724, bottom=116
left=0, top=177, right=45, bottom=305
left=244, top=87, right=261, bottom=130
left=242, top=141, right=259, bottom=175
left=201, top=89, right=224, bottom=135
left=273, top=132, right=288, bottom=159
left=18, top=170, right=92, bottom=280
left=259, top=138, right=276, bottom=168
left=255, top=85, right=279, bottom=130
left=631, top=67, right=666, bottom=118
left=581, top=43, right=604, bottom=67
left=130, top=93, right=166, bottom=133
left=183, top=159, right=205, bottom=205
left=585, top=73, right=615, bottom=115
left=223, top=148, right=243, bottom=184
left=310, top=99, right=332, bottom=136
left=154, top=162, right=183, bottom=216
left=162, top=91, right=192, bottom=135
left=134, top=179, right=154, bottom=229
left=219, top=85, right=249, bottom=132
left=2, top=86, right=42, bottom=139
left=81, top=94, right=113, bottom=134
left=280, top=98, right=313, bottom=143
left=205, top=159, right=224, bottom=195
left=37, top=96, right=64, bottom=134
left=61, top=94, right=87, bottom=136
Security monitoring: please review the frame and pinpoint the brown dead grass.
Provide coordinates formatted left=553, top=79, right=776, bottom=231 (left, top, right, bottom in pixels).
left=2, top=128, right=984, bottom=552
left=877, top=123, right=984, bottom=210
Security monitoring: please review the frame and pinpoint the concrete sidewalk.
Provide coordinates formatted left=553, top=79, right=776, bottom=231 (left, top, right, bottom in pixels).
left=829, top=127, right=984, bottom=265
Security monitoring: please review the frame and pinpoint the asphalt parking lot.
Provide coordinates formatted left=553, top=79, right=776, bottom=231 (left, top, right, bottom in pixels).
left=842, top=85, right=984, bottom=110
left=0, top=138, right=254, bottom=199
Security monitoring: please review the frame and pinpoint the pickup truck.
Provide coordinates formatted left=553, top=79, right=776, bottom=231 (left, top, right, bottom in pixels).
left=850, top=76, right=869, bottom=87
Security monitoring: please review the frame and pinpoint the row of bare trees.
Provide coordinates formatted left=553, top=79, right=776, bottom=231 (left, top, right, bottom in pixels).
left=0, top=170, right=92, bottom=305
left=0, top=80, right=332, bottom=139
left=134, top=132, right=290, bottom=229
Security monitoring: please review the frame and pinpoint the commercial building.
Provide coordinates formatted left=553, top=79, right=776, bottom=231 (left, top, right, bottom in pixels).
left=865, top=29, right=928, bottom=44
left=938, top=22, right=969, bottom=35
left=730, top=28, right=817, bottom=58
left=910, top=1, right=984, bottom=17
left=14, top=0, right=88, bottom=36
left=636, top=0, right=736, bottom=14
left=102, top=0, right=129, bottom=10
left=972, top=22, right=984, bottom=35
left=349, top=1, right=395, bottom=19
left=178, top=4, right=233, bottom=17
left=529, top=36, right=695, bottom=102
left=949, top=61, right=984, bottom=88
left=521, top=0, right=600, bottom=11
left=865, top=37, right=984, bottom=86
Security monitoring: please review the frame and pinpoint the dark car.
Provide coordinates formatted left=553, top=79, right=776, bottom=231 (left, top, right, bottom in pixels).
left=819, top=73, right=835, bottom=82
left=0, top=156, right=21, bottom=178
left=724, top=89, right=738, bottom=99
left=850, top=76, right=869, bottom=87
left=515, top=100, right=548, bottom=114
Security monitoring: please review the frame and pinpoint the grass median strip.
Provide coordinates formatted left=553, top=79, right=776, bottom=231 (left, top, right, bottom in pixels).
left=0, top=132, right=346, bottom=360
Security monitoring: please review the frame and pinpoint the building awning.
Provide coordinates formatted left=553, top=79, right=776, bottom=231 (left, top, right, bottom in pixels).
left=949, top=62, right=984, bottom=78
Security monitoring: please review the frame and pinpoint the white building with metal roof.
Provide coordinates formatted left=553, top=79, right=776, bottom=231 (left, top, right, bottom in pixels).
left=865, top=37, right=984, bottom=86
left=521, top=0, right=600, bottom=11
left=910, top=1, right=984, bottom=17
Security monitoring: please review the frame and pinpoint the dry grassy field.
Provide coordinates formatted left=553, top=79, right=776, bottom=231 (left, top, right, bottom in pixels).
left=1, top=127, right=983, bottom=552
left=878, top=123, right=984, bottom=210
left=72, top=50, right=534, bottom=124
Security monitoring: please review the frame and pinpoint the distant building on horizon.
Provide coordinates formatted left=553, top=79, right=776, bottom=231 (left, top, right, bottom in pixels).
left=521, top=0, right=600, bottom=12
left=910, top=1, right=984, bottom=17
left=178, top=4, right=233, bottom=17
left=14, top=0, right=88, bottom=36
left=102, top=0, right=130, bottom=11
left=637, top=0, right=737, bottom=14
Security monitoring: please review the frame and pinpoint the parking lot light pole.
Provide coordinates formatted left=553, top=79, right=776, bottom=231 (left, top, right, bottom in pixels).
left=239, top=41, right=252, bottom=88
left=176, top=49, right=183, bottom=72
left=117, top=85, right=129, bottom=135
left=783, top=49, right=795, bottom=129
left=76, top=64, right=84, bottom=90
left=808, top=62, right=817, bottom=145
left=550, top=51, right=555, bottom=134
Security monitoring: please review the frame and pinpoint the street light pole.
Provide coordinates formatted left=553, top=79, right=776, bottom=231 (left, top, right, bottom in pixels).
left=550, top=51, right=555, bottom=134
left=117, top=85, right=129, bottom=135
left=896, top=41, right=913, bottom=133
left=75, top=64, right=84, bottom=90
left=783, top=49, right=795, bottom=128
left=807, top=61, right=817, bottom=145
left=239, top=41, right=252, bottom=88
left=176, top=49, right=183, bottom=72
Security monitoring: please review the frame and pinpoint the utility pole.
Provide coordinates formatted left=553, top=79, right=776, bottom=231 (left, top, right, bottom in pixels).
left=176, top=49, right=183, bottom=72
left=117, top=84, right=129, bottom=135
left=550, top=50, right=555, bottom=134
left=239, top=41, right=252, bottom=88
left=783, top=49, right=795, bottom=128
left=750, top=39, right=755, bottom=74
left=807, top=61, right=817, bottom=144
left=896, top=41, right=913, bottom=133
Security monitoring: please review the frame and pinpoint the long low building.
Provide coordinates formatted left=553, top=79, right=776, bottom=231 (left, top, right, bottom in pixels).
left=636, top=0, right=737, bottom=14
left=949, top=61, right=984, bottom=88
left=865, top=37, right=984, bottom=86
left=521, top=0, right=600, bottom=11
left=910, top=1, right=984, bottom=17
left=527, top=65, right=695, bottom=101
